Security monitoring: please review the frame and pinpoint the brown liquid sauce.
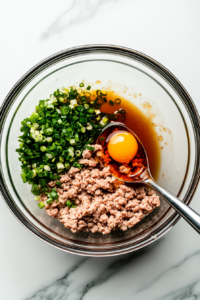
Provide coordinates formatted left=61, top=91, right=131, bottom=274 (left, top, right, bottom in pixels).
left=92, top=91, right=161, bottom=181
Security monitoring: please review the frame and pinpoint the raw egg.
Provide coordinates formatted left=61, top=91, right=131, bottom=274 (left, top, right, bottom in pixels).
left=107, top=131, right=138, bottom=163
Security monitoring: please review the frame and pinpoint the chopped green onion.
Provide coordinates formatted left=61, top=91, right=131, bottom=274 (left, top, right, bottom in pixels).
left=35, top=134, right=43, bottom=142
left=87, top=108, right=95, bottom=113
left=31, top=184, right=40, bottom=195
left=96, top=90, right=101, bottom=96
left=32, top=123, right=39, bottom=129
left=47, top=137, right=53, bottom=143
left=87, top=146, right=95, bottom=151
left=115, top=98, right=121, bottom=104
left=57, top=145, right=63, bottom=152
left=45, top=127, right=53, bottom=135
left=32, top=169, right=37, bottom=177
left=100, top=116, right=109, bottom=126
left=101, top=87, right=107, bottom=96
left=61, top=106, right=69, bottom=115
left=95, top=109, right=101, bottom=115
left=44, top=165, right=51, bottom=171
left=21, top=173, right=27, bottom=183
left=96, top=116, right=101, bottom=121
left=81, top=127, right=86, bottom=133
left=120, top=109, right=126, bottom=114
left=46, top=104, right=54, bottom=112
left=16, top=85, right=115, bottom=198
left=75, top=150, right=81, bottom=157
left=75, top=133, right=79, bottom=142
left=109, top=100, right=114, bottom=106
left=66, top=200, right=72, bottom=207
left=68, top=147, right=74, bottom=157
left=38, top=202, right=45, bottom=209
left=50, top=190, right=58, bottom=199
left=49, top=95, right=57, bottom=103
left=57, top=162, right=64, bottom=169
left=58, top=97, right=64, bottom=103
left=65, top=162, right=70, bottom=169
left=46, top=198, right=53, bottom=204
left=34, top=196, right=40, bottom=201
left=46, top=153, right=53, bottom=159
left=39, top=179, right=47, bottom=187
left=70, top=99, right=77, bottom=106
left=86, top=123, right=93, bottom=130
left=40, top=146, right=46, bottom=152
left=70, top=139, right=76, bottom=145
left=59, top=156, right=64, bottom=163
left=42, top=186, right=49, bottom=192
left=79, top=117, right=87, bottom=123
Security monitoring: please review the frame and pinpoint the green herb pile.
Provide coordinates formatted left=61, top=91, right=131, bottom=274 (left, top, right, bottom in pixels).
left=16, top=84, right=110, bottom=197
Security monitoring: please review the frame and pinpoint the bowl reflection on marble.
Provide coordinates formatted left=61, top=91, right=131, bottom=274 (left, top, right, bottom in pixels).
left=0, top=45, right=200, bottom=256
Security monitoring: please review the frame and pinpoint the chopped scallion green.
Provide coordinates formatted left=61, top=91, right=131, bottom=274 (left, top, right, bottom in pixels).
left=66, top=200, right=72, bottom=207
left=109, top=100, right=114, bottom=106
left=40, top=146, right=46, bottom=152
left=57, top=162, right=65, bottom=169
left=75, top=150, right=81, bottom=157
left=38, top=202, right=45, bottom=209
left=87, top=146, right=95, bottom=151
left=45, top=127, right=53, bottom=135
left=44, top=165, right=51, bottom=171
left=16, top=85, right=120, bottom=198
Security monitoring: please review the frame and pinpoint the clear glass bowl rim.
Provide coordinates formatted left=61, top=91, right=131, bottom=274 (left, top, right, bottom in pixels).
left=0, top=44, right=200, bottom=257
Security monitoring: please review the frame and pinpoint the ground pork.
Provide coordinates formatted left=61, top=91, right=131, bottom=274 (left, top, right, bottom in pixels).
left=38, top=144, right=160, bottom=234
left=119, top=165, right=131, bottom=174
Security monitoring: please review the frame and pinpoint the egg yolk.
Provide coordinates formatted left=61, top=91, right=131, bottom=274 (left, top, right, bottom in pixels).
left=107, top=131, right=138, bottom=163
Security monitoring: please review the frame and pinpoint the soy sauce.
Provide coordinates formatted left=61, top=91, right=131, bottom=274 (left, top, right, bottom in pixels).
left=99, top=91, right=161, bottom=181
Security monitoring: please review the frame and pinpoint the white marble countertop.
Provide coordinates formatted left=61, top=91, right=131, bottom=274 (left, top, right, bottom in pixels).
left=1, top=1, right=200, bottom=299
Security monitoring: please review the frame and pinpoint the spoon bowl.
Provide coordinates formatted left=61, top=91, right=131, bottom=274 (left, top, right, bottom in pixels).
left=97, top=122, right=200, bottom=234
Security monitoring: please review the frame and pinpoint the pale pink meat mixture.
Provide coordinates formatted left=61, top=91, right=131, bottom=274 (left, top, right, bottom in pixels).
left=39, top=145, right=160, bottom=234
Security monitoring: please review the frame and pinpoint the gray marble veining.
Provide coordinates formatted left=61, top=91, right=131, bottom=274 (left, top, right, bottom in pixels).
left=26, top=242, right=160, bottom=300
left=41, top=0, right=118, bottom=40
left=134, top=249, right=200, bottom=300
left=26, top=257, right=88, bottom=300
left=25, top=239, right=200, bottom=300
left=137, top=249, right=200, bottom=294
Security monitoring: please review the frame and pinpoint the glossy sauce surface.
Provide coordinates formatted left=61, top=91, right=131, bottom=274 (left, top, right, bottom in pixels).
left=98, top=126, right=147, bottom=181
left=98, top=91, right=161, bottom=181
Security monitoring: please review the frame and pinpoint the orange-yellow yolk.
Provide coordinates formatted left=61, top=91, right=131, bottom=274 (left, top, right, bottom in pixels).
left=107, top=131, right=138, bottom=163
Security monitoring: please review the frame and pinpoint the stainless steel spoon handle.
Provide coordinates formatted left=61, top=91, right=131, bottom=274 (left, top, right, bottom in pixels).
left=146, top=178, right=200, bottom=234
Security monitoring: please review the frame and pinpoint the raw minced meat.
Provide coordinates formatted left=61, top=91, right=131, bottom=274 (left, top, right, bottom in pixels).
left=39, top=145, right=160, bottom=234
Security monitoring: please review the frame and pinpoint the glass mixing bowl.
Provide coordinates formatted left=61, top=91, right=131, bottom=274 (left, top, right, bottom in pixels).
left=0, top=45, right=200, bottom=256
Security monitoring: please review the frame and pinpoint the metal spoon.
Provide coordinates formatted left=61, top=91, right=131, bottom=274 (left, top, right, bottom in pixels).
left=97, top=122, right=200, bottom=234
